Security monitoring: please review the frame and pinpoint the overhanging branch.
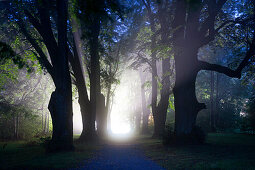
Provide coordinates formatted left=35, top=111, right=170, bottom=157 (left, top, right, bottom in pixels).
left=199, top=16, right=255, bottom=78
left=198, top=60, right=240, bottom=78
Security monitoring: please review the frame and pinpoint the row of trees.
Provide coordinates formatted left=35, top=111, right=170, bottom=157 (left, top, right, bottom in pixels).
left=129, top=0, right=255, bottom=140
left=1, top=0, right=129, bottom=151
left=1, top=0, right=255, bottom=151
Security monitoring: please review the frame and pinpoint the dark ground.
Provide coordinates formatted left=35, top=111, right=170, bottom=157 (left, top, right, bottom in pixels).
left=75, top=142, right=165, bottom=170
left=1, top=133, right=255, bottom=169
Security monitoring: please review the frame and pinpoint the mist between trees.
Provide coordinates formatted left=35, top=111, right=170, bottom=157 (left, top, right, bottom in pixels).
left=0, top=0, right=255, bottom=151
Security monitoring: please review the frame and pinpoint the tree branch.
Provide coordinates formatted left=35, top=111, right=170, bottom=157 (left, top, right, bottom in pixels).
left=198, top=39, right=255, bottom=78
left=199, top=16, right=254, bottom=47
left=199, top=0, right=227, bottom=45
left=16, top=20, right=54, bottom=78
left=198, top=60, right=239, bottom=78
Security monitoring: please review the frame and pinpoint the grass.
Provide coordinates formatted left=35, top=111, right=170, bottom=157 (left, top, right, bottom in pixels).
left=1, top=133, right=255, bottom=169
left=138, top=133, right=255, bottom=170
left=0, top=137, right=100, bottom=169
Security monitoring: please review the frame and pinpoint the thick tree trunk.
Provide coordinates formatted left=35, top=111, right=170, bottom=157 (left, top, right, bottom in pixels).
left=48, top=88, right=73, bottom=151
left=173, top=75, right=198, bottom=135
left=47, top=0, right=73, bottom=151
left=152, top=57, right=171, bottom=138
left=149, top=15, right=160, bottom=138
left=70, top=20, right=96, bottom=142
left=87, top=17, right=101, bottom=140
left=96, top=94, right=107, bottom=137
left=173, top=48, right=205, bottom=136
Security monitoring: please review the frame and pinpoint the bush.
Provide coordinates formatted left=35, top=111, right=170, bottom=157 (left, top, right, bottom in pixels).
left=163, top=126, right=207, bottom=145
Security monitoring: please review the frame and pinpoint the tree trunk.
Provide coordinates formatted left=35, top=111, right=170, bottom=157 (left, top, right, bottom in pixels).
left=13, top=114, right=18, bottom=140
left=152, top=6, right=171, bottom=137
left=135, top=110, right=142, bottom=133
left=96, top=94, right=107, bottom=137
left=48, top=88, right=73, bottom=151
left=105, top=83, right=111, bottom=133
left=87, top=17, right=101, bottom=140
left=149, top=14, right=159, bottom=138
left=173, top=47, right=205, bottom=136
left=215, top=73, right=219, bottom=127
left=139, top=71, right=150, bottom=134
left=47, top=0, right=73, bottom=151
left=210, top=71, right=216, bottom=132
left=70, top=19, right=96, bottom=142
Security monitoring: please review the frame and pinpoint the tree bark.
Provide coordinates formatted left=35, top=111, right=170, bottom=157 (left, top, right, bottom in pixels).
left=173, top=45, right=205, bottom=135
left=87, top=17, right=101, bottom=140
left=215, top=73, right=220, bottom=127
left=210, top=71, right=216, bottom=132
left=139, top=70, right=150, bottom=134
left=96, top=94, right=107, bottom=137
left=47, top=0, right=73, bottom=151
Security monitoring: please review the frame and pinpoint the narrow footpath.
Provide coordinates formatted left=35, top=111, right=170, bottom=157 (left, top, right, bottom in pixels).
left=75, top=142, right=165, bottom=170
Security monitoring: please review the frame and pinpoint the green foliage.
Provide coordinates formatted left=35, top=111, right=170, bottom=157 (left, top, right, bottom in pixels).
left=0, top=41, right=33, bottom=73
left=168, top=95, right=175, bottom=111
left=154, top=45, right=172, bottom=60
left=0, top=103, right=41, bottom=139
left=137, top=26, right=152, bottom=44
left=0, top=59, right=18, bottom=90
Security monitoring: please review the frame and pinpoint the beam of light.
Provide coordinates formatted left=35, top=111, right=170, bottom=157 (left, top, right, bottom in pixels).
left=108, top=70, right=141, bottom=140
left=73, top=101, right=83, bottom=135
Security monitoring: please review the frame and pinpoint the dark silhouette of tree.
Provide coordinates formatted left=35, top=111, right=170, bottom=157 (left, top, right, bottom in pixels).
left=6, top=0, right=74, bottom=151
left=139, top=0, right=173, bottom=138
left=73, top=0, right=124, bottom=140
left=172, top=0, right=255, bottom=138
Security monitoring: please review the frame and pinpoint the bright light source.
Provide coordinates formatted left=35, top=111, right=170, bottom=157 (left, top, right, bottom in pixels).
left=73, top=101, right=82, bottom=134
left=111, top=121, right=131, bottom=134
left=107, top=69, right=141, bottom=140
left=109, top=81, right=131, bottom=135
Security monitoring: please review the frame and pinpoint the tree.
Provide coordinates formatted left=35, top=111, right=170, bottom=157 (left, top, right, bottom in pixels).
left=136, top=0, right=174, bottom=138
left=5, top=0, right=74, bottom=151
left=171, top=0, right=255, bottom=138
left=247, top=95, right=255, bottom=132
left=72, top=0, right=124, bottom=140
left=139, top=69, right=151, bottom=134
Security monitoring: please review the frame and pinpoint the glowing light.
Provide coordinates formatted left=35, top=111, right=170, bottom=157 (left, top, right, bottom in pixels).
left=108, top=69, right=141, bottom=139
left=111, top=121, right=131, bottom=134
left=73, top=101, right=83, bottom=134
left=109, top=81, right=131, bottom=135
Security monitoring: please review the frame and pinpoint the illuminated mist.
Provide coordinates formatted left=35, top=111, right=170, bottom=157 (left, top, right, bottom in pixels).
left=72, top=69, right=143, bottom=138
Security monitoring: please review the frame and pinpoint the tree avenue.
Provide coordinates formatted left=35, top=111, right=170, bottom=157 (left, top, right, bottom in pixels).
left=0, top=0, right=255, bottom=153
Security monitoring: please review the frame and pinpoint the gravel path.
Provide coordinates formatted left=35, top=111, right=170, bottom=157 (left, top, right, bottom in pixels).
left=75, top=143, right=165, bottom=170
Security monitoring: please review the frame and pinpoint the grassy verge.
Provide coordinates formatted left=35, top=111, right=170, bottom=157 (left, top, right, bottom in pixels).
left=138, top=133, right=255, bottom=170
left=0, top=137, right=100, bottom=169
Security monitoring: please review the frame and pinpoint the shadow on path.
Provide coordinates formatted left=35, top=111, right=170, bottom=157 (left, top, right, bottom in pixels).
left=74, top=142, right=164, bottom=170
